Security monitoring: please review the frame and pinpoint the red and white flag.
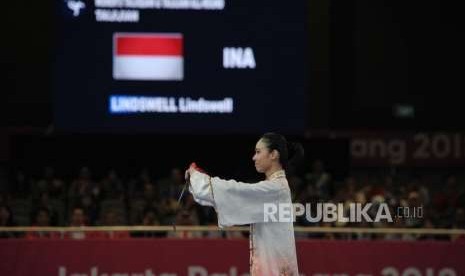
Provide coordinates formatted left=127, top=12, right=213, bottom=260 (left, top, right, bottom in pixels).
left=113, top=33, right=183, bottom=81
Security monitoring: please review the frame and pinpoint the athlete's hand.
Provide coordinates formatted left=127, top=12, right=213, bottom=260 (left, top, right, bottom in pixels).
left=185, top=162, right=206, bottom=180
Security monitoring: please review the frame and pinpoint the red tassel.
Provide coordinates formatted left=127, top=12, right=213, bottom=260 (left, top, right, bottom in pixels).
left=190, top=162, right=207, bottom=174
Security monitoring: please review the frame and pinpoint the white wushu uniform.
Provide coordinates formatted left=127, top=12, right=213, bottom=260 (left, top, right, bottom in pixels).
left=188, top=169, right=299, bottom=276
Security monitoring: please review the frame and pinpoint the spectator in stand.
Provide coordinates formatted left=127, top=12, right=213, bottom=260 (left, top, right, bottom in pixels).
left=305, top=159, right=332, bottom=200
left=26, top=208, right=62, bottom=239
left=69, top=206, right=87, bottom=226
left=128, top=168, right=153, bottom=198
left=10, top=170, right=31, bottom=199
left=0, top=168, right=7, bottom=195
left=98, top=209, right=130, bottom=239
left=430, top=176, right=456, bottom=229
left=168, top=210, right=202, bottom=239
left=68, top=167, right=98, bottom=208
left=383, top=216, right=405, bottom=241
left=35, top=166, right=65, bottom=200
left=78, top=194, right=99, bottom=226
left=320, top=222, right=336, bottom=240
left=142, top=182, right=158, bottom=203
left=0, top=192, right=7, bottom=206
left=403, top=191, right=423, bottom=228
left=66, top=206, right=88, bottom=239
left=132, top=207, right=165, bottom=238
left=101, top=169, right=125, bottom=200
left=131, top=182, right=160, bottom=219
left=35, top=207, right=51, bottom=226
left=451, top=208, right=465, bottom=242
left=444, top=175, right=460, bottom=208
left=158, top=167, right=185, bottom=199
left=34, top=192, right=60, bottom=226
left=0, top=204, right=17, bottom=238
left=417, top=218, right=438, bottom=241
left=99, top=209, right=117, bottom=226
left=4, top=163, right=465, bottom=240
left=157, top=197, right=178, bottom=225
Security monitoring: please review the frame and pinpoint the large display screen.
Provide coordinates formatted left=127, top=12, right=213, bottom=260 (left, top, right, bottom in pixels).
left=54, top=0, right=308, bottom=133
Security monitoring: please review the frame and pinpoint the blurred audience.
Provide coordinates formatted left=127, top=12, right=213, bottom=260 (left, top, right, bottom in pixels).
left=0, top=161, right=464, bottom=240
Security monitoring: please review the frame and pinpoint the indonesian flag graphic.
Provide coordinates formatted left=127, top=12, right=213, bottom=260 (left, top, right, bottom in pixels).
left=113, top=33, right=183, bottom=81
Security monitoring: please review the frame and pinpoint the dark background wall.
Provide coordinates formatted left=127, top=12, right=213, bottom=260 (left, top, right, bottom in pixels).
left=9, top=133, right=349, bottom=182
left=331, top=1, right=463, bottom=129
left=1, top=1, right=463, bottom=179
left=2, top=1, right=463, bottom=130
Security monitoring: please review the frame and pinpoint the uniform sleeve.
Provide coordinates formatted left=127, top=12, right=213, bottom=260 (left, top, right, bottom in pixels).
left=188, top=170, right=287, bottom=228
left=188, top=169, right=215, bottom=207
